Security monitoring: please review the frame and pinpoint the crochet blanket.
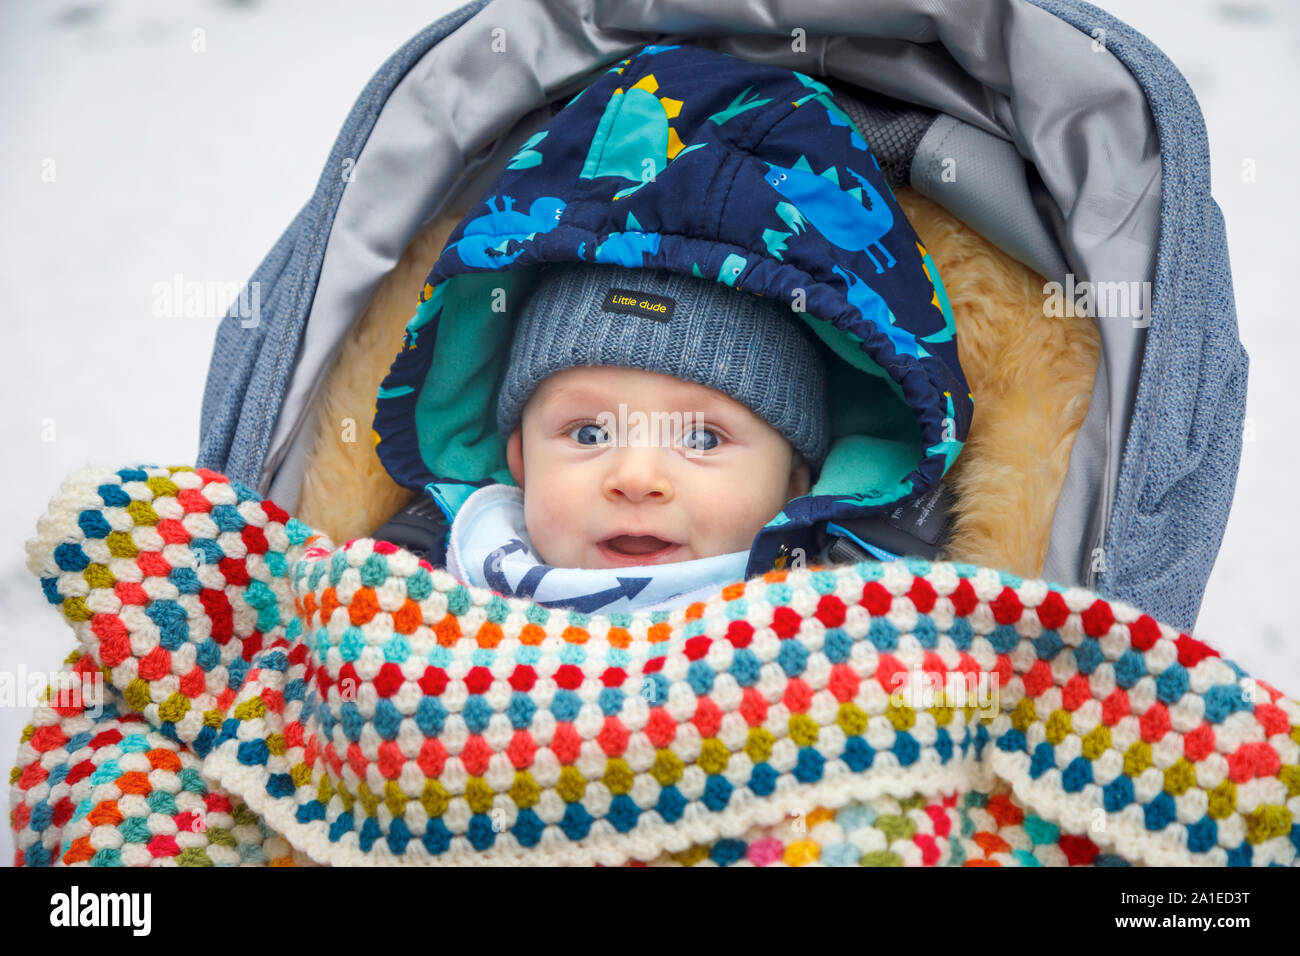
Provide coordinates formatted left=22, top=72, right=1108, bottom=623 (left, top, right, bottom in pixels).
left=10, top=465, right=1300, bottom=867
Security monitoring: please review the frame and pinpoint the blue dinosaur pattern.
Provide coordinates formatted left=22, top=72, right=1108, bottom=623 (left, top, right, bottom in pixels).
left=764, top=157, right=896, bottom=273
left=445, top=194, right=566, bottom=269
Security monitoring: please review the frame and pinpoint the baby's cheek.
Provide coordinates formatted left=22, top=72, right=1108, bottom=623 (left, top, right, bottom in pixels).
left=694, top=491, right=765, bottom=553
left=531, top=487, right=592, bottom=565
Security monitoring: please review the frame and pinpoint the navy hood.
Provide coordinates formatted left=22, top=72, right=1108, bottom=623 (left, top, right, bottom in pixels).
left=373, top=42, right=971, bottom=579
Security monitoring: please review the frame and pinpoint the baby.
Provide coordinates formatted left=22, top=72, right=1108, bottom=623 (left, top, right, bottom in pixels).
left=445, top=260, right=829, bottom=615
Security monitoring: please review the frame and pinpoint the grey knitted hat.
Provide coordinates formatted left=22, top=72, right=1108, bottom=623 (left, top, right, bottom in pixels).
left=496, top=262, right=829, bottom=468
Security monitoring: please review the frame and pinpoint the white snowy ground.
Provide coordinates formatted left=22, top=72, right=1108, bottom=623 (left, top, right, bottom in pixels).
left=1, top=0, right=1296, bottom=868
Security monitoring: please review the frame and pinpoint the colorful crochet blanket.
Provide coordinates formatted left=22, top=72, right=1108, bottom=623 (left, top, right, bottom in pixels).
left=10, top=465, right=1300, bottom=866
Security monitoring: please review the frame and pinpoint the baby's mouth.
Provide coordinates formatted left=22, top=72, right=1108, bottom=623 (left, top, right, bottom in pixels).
left=596, top=534, right=681, bottom=564
left=602, top=534, right=675, bottom=555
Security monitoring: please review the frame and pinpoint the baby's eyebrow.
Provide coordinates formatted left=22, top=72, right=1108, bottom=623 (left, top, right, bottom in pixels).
left=546, top=384, right=607, bottom=404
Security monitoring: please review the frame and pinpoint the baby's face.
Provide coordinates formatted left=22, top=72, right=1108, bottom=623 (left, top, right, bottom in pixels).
left=505, top=365, right=811, bottom=570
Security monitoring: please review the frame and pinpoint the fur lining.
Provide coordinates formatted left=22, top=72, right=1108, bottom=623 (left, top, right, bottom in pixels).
left=295, top=187, right=1099, bottom=578
left=892, top=190, right=1100, bottom=577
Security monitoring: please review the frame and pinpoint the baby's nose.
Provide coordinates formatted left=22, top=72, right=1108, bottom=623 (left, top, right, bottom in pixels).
left=601, top=445, right=674, bottom=503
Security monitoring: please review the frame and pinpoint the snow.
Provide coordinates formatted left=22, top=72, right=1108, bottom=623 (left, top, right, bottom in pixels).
left=1, top=0, right=1296, bottom=868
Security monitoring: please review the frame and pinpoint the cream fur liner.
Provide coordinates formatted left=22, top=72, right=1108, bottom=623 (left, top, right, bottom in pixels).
left=295, top=187, right=1101, bottom=580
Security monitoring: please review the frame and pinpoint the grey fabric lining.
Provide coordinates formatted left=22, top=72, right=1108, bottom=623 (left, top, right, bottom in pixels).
left=256, top=0, right=1164, bottom=596
left=910, top=115, right=1073, bottom=289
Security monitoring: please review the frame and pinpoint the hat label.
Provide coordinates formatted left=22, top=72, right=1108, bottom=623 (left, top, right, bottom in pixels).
left=602, top=287, right=675, bottom=322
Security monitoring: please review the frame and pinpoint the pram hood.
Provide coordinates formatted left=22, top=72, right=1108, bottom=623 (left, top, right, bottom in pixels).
left=199, top=0, right=1249, bottom=633
left=371, top=42, right=971, bottom=580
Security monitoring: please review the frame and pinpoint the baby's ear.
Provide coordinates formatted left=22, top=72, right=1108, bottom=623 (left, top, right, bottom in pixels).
left=788, top=451, right=811, bottom=499
left=506, top=427, right=525, bottom=489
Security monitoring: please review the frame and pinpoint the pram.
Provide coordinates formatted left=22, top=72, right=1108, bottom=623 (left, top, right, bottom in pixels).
left=14, top=1, right=1293, bottom=868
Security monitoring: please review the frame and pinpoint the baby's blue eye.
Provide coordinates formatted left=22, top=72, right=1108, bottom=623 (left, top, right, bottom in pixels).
left=570, top=423, right=610, bottom=445
left=681, top=427, right=720, bottom=452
